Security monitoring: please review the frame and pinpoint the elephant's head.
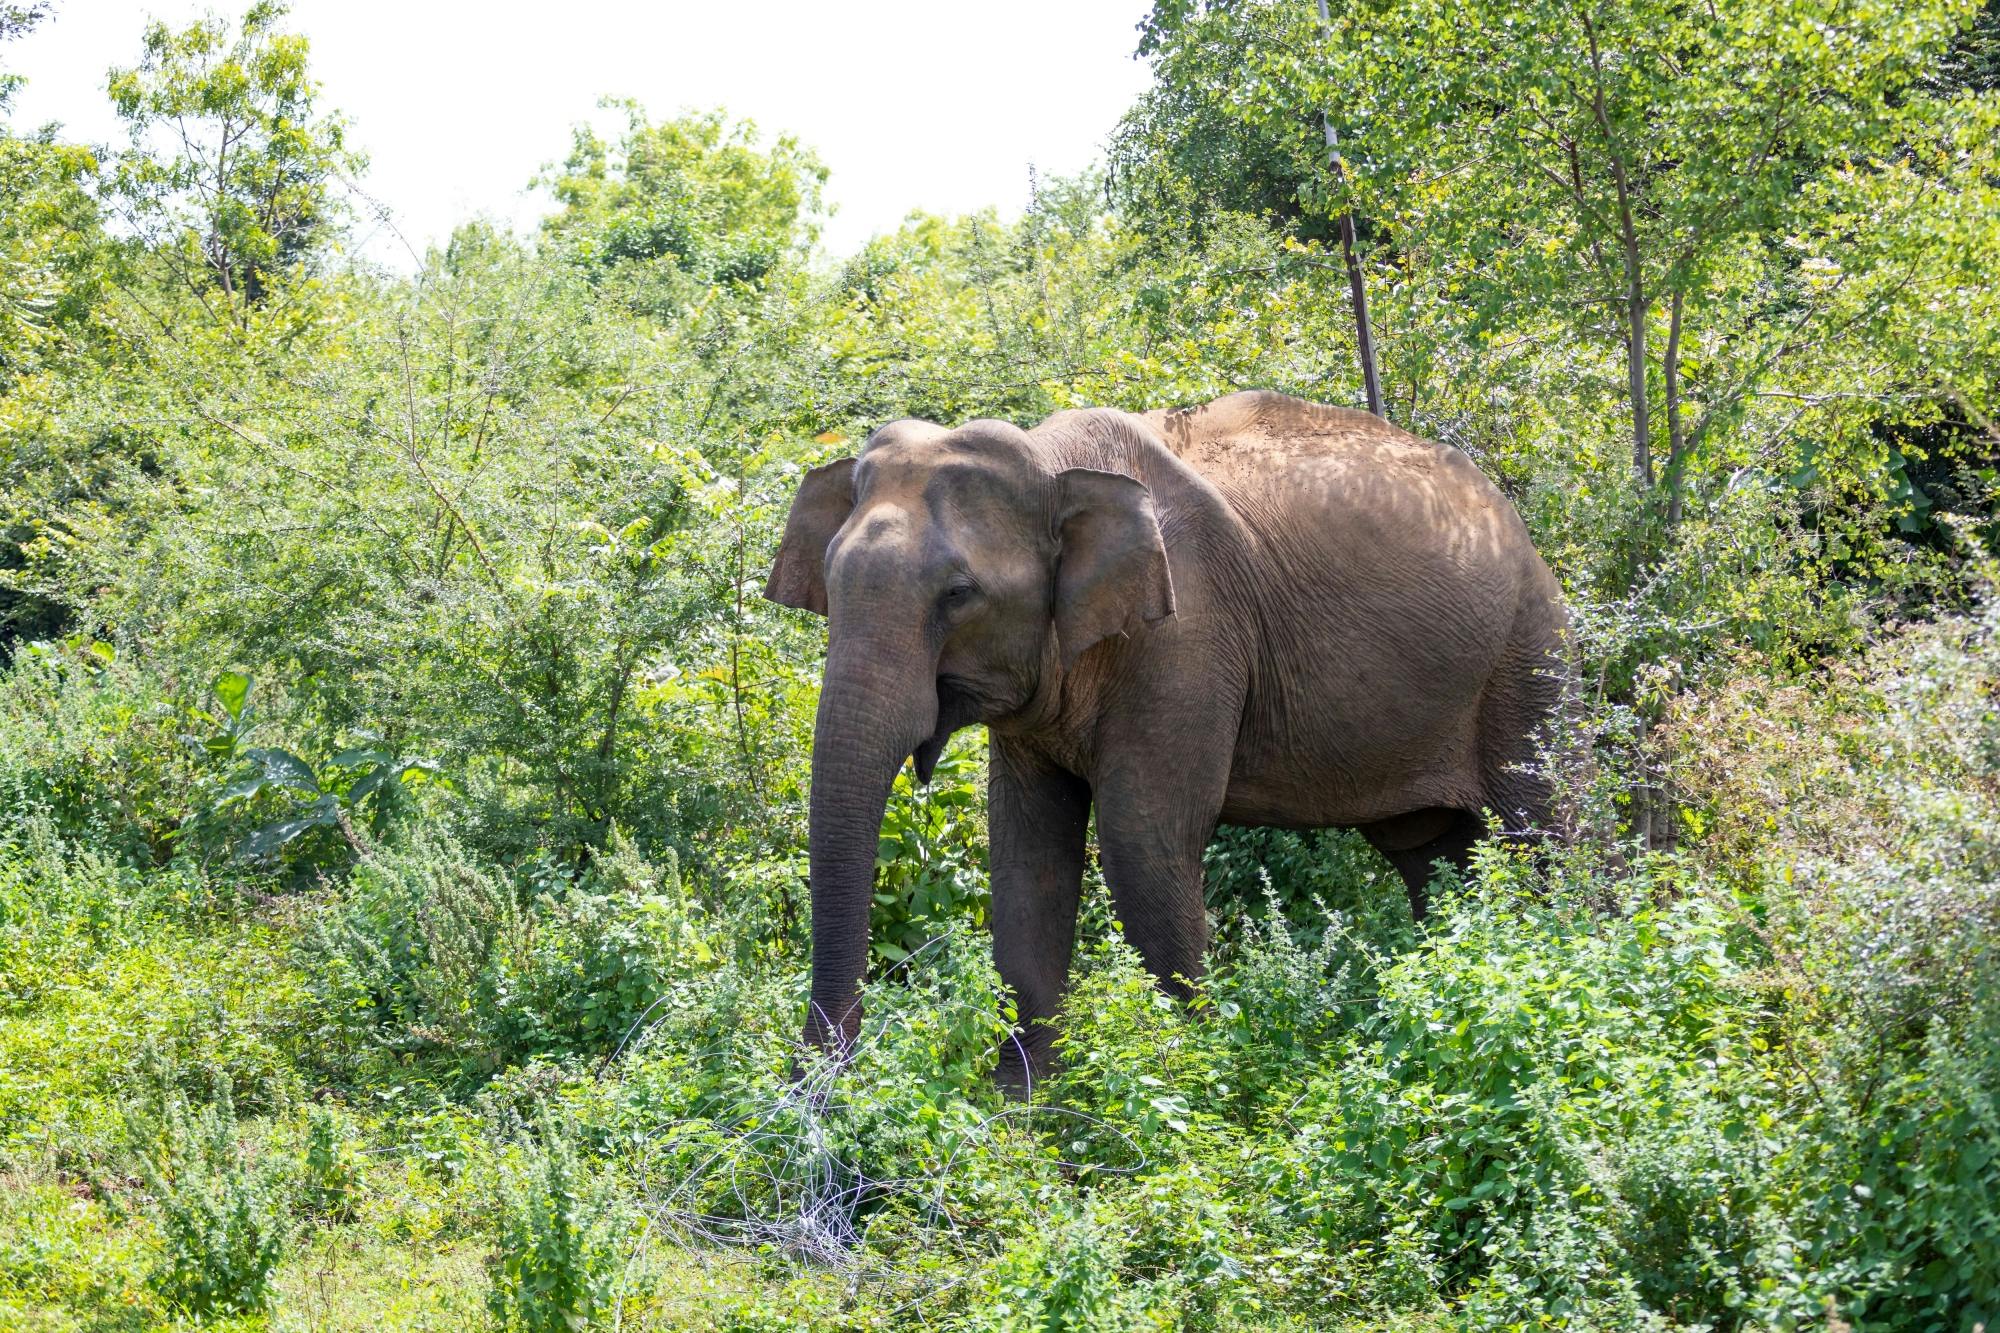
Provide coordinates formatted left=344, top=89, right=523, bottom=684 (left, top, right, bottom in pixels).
left=765, top=417, right=1174, bottom=1055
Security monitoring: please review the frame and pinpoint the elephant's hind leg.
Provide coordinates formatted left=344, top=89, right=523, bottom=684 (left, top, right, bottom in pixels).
left=1361, top=807, right=1485, bottom=923
left=1479, top=596, right=1571, bottom=839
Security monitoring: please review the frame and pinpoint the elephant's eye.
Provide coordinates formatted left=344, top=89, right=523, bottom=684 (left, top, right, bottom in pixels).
left=940, top=579, right=978, bottom=610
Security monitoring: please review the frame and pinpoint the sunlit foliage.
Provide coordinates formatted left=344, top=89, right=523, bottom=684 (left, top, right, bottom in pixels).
left=0, top=1, right=1995, bottom=1328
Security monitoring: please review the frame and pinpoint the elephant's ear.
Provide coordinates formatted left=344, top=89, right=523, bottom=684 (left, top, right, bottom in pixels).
left=765, top=457, right=857, bottom=616
left=1053, top=467, right=1175, bottom=670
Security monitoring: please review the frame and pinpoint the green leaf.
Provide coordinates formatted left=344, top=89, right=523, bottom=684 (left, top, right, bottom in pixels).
left=216, top=774, right=270, bottom=804
left=247, top=747, right=320, bottom=793
left=214, top=670, right=253, bottom=722
left=345, top=766, right=390, bottom=806
left=236, top=796, right=341, bottom=860
left=330, top=746, right=388, bottom=770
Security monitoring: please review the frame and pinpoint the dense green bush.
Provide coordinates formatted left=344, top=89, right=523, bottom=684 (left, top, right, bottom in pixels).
left=295, top=1104, right=363, bottom=1223
left=0, top=811, right=146, bottom=1006
left=1201, top=824, right=1413, bottom=948
left=131, top=1085, right=284, bottom=1318
left=301, top=824, right=708, bottom=1082
left=487, top=1117, right=629, bottom=1333
left=1665, top=590, right=2000, bottom=1330
left=964, top=1202, right=1175, bottom=1332
left=1278, top=858, right=1769, bottom=1321
left=1199, top=887, right=1379, bottom=1120
left=870, top=739, right=989, bottom=968
left=0, top=639, right=200, bottom=862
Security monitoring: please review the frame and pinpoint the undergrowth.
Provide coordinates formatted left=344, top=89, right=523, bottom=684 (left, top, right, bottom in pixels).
left=3, top=597, right=1995, bottom=1328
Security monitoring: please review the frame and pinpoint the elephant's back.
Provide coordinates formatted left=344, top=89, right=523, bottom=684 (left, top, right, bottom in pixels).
left=1141, top=392, right=1541, bottom=604
left=1142, top=392, right=1561, bottom=822
left=1142, top=391, right=1430, bottom=476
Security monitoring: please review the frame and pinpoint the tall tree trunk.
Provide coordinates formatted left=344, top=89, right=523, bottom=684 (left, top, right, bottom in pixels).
left=1581, top=10, right=1651, bottom=487
left=1626, top=278, right=1651, bottom=487
left=1315, top=0, right=1384, bottom=419
left=1663, top=287, right=1687, bottom=527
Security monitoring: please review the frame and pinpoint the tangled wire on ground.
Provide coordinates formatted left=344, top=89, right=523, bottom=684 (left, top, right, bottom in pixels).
left=594, top=928, right=1146, bottom=1295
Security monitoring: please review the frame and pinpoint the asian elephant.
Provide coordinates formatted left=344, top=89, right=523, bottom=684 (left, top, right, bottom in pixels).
left=765, top=390, right=1569, bottom=1092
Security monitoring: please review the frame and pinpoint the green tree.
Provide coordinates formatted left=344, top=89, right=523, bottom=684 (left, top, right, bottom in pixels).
left=0, top=4, right=50, bottom=108
left=1934, top=0, right=2000, bottom=92
left=0, top=1, right=99, bottom=378
left=0, top=135, right=98, bottom=376
left=1331, top=0, right=1984, bottom=525
left=1, top=2, right=108, bottom=647
left=1135, top=0, right=1995, bottom=539
left=1118, top=0, right=1392, bottom=414
left=105, top=0, right=360, bottom=318
left=1116, top=1, right=1339, bottom=251
left=538, top=102, right=825, bottom=316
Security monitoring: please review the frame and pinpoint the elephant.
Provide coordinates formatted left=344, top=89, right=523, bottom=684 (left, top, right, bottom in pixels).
left=765, top=390, right=1569, bottom=1092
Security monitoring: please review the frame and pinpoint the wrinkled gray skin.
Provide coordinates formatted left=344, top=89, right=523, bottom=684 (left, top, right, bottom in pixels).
left=766, top=391, right=1568, bottom=1093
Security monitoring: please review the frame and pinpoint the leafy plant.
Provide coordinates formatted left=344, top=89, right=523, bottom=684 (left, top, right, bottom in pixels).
left=183, top=670, right=437, bottom=863
left=182, top=669, right=258, bottom=766
left=967, top=1203, right=1164, bottom=1332
left=506, top=826, right=710, bottom=1054
left=297, top=1104, right=362, bottom=1223
left=132, top=1085, right=283, bottom=1318
left=871, top=738, right=987, bottom=968
left=302, top=826, right=524, bottom=1077
left=486, top=1116, right=626, bottom=1333
left=215, top=732, right=435, bottom=861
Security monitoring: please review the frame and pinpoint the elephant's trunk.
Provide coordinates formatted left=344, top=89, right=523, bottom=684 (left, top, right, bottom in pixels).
left=802, top=629, right=938, bottom=1055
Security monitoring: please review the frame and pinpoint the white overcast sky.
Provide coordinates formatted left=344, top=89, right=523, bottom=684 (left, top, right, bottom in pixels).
left=7, top=0, right=1156, bottom=264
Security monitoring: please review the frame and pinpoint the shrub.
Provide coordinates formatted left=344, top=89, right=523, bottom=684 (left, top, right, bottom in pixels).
left=1666, top=589, right=2000, bottom=1328
left=0, top=639, right=200, bottom=862
left=870, top=738, right=988, bottom=968
left=0, top=811, right=143, bottom=1007
left=506, top=825, right=706, bottom=1055
left=1275, top=849, right=1775, bottom=1322
left=1048, top=931, right=1218, bottom=1170
left=1780, top=948, right=2000, bottom=1331
left=963, top=1202, right=1163, bottom=1333
left=302, top=824, right=708, bottom=1080
left=486, top=1117, right=627, bottom=1333
left=133, top=1085, right=284, bottom=1317
left=1101, top=1162, right=1260, bottom=1328
left=297, top=1104, right=364, bottom=1223
left=1201, top=885, right=1379, bottom=1121
left=630, top=925, right=1019, bottom=1271
left=0, top=803, right=226, bottom=1013
left=302, top=825, right=526, bottom=1077
left=1201, top=824, right=1413, bottom=950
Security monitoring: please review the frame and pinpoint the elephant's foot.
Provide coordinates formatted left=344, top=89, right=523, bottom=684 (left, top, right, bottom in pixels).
left=995, top=1027, right=1054, bottom=1102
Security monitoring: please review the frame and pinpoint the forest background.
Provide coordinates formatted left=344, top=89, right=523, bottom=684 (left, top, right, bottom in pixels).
left=2, top=0, right=1998, bottom=1328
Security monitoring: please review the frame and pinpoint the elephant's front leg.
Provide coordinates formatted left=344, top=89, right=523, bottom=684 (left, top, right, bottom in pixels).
left=1090, top=740, right=1230, bottom=1001
left=988, top=739, right=1090, bottom=1098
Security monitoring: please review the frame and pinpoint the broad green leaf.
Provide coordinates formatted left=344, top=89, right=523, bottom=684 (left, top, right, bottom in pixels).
left=214, top=670, right=253, bottom=722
